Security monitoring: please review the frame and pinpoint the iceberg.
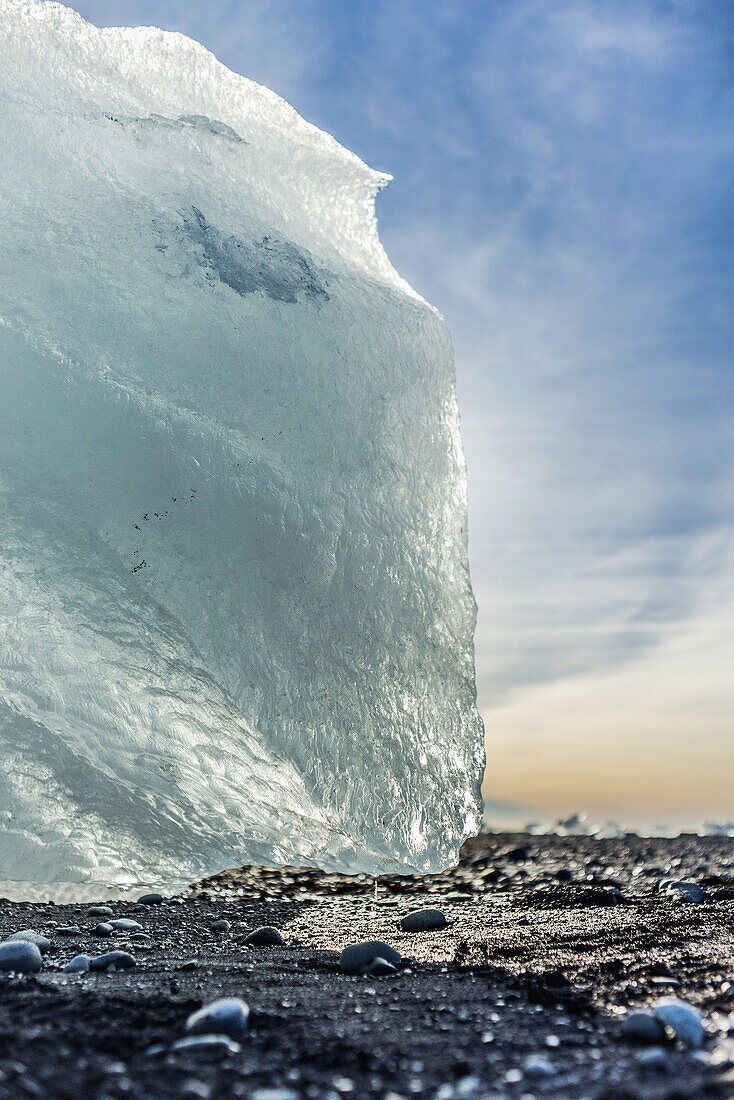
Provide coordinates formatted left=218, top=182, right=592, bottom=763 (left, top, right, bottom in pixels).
left=0, top=0, right=484, bottom=896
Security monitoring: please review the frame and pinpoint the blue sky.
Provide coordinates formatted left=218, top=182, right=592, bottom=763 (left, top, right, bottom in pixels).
left=70, top=0, right=734, bottom=825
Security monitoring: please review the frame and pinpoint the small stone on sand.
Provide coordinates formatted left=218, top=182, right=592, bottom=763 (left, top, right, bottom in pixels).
left=339, top=941, right=401, bottom=974
left=664, top=881, right=705, bottom=903
left=636, top=1047, right=668, bottom=1072
left=89, top=950, right=136, bottom=971
left=400, top=908, right=447, bottom=932
left=622, top=1011, right=666, bottom=1043
left=653, top=998, right=705, bottom=1047
left=524, top=1054, right=556, bottom=1078
left=6, top=930, right=51, bottom=954
left=63, top=954, right=91, bottom=973
left=361, top=956, right=398, bottom=977
left=173, top=1035, right=241, bottom=1054
left=251, top=1089, right=299, bottom=1100
left=245, top=926, right=285, bottom=946
left=0, top=941, right=43, bottom=973
left=185, top=998, right=250, bottom=1041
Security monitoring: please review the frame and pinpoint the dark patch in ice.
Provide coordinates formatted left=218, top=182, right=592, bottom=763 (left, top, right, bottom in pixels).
left=103, top=112, right=246, bottom=144
left=177, top=115, right=244, bottom=143
left=180, top=207, right=329, bottom=304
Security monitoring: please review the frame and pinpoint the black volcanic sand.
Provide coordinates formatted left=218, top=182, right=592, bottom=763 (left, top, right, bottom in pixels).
left=1, top=833, right=734, bottom=1099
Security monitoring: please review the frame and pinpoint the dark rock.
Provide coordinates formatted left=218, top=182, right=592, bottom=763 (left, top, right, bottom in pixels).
left=0, top=941, right=43, bottom=973
left=501, top=845, right=530, bottom=862
left=663, top=881, right=705, bottom=903
left=89, top=951, right=136, bottom=971
left=340, top=941, right=401, bottom=974
left=245, top=926, right=285, bottom=946
left=400, top=908, right=447, bottom=932
left=5, top=930, right=51, bottom=954
left=622, top=1011, right=666, bottom=1043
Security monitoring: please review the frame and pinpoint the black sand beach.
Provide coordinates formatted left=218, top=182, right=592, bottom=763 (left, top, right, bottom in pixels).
left=1, top=832, right=733, bottom=1099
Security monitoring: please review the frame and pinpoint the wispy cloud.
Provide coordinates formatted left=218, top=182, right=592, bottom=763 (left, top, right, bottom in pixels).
left=486, top=527, right=734, bottom=823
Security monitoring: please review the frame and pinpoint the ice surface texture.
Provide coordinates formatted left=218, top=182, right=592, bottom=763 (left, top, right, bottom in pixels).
left=0, top=0, right=484, bottom=894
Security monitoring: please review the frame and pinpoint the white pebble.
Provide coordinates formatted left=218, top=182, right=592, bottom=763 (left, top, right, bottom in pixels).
left=636, top=1046, right=668, bottom=1071
left=173, top=1035, right=241, bottom=1054
left=5, top=930, right=51, bottom=955
left=251, top=1090, right=299, bottom=1100
left=0, top=941, right=43, bottom=973
left=185, top=998, right=250, bottom=1041
left=63, top=954, right=90, bottom=973
left=524, top=1054, right=556, bottom=1078
left=653, top=998, right=705, bottom=1048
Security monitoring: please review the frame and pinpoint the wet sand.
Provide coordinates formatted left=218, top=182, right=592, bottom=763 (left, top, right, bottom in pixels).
left=0, top=832, right=733, bottom=1099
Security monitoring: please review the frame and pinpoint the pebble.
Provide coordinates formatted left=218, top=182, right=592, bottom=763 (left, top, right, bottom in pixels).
left=173, top=1035, right=241, bottom=1054
left=93, top=923, right=113, bottom=937
left=86, top=906, right=114, bottom=918
left=251, top=1090, right=299, bottom=1100
left=89, top=951, right=136, bottom=972
left=523, top=1054, right=556, bottom=1078
left=180, top=1081, right=211, bottom=1100
left=622, top=1011, right=666, bottom=1043
left=664, top=881, right=705, bottom=903
left=339, top=941, right=401, bottom=975
left=0, top=941, right=43, bottom=973
left=5, top=931, right=51, bottom=955
left=108, top=919, right=142, bottom=932
left=245, top=926, right=285, bottom=946
left=400, top=908, right=447, bottom=932
left=211, top=920, right=231, bottom=934
left=55, top=926, right=81, bottom=936
left=636, top=1047, right=668, bottom=1072
left=653, top=998, right=705, bottom=1047
left=144, top=1043, right=167, bottom=1057
left=185, top=998, right=250, bottom=1041
left=361, top=957, right=399, bottom=977
left=63, top=954, right=90, bottom=973
left=137, top=893, right=165, bottom=905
